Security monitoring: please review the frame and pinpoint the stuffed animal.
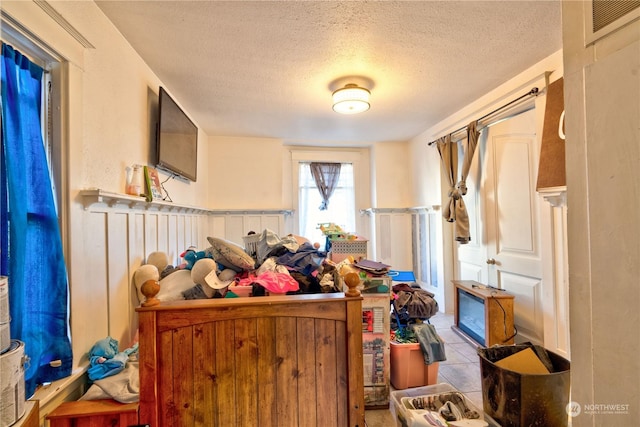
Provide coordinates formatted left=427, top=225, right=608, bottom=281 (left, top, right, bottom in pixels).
left=133, top=251, right=192, bottom=304
left=87, top=336, right=138, bottom=381
left=183, top=258, right=237, bottom=300
left=178, top=246, right=197, bottom=269
left=182, top=249, right=212, bottom=270
left=134, top=249, right=238, bottom=303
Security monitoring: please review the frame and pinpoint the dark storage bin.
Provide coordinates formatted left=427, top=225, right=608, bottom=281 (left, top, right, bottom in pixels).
left=477, top=344, right=570, bottom=427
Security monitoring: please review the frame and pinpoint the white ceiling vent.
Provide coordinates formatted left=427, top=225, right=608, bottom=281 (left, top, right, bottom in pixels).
left=587, top=0, right=640, bottom=44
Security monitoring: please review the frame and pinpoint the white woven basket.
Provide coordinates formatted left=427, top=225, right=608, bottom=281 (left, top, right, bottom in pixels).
left=242, top=234, right=260, bottom=257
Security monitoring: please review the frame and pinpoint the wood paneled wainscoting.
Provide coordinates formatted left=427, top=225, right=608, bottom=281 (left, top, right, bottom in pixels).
left=136, top=294, right=365, bottom=427
left=75, top=189, right=294, bottom=367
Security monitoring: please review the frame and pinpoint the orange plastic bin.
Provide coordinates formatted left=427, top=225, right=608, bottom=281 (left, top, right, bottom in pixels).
left=390, top=341, right=439, bottom=389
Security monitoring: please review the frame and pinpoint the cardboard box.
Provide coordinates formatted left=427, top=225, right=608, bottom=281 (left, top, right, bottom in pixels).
left=494, top=347, right=550, bottom=374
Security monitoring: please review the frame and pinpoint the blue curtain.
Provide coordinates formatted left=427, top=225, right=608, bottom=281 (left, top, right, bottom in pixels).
left=1, top=43, right=72, bottom=397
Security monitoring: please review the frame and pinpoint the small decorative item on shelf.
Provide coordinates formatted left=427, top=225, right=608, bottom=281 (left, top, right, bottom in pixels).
left=143, top=166, right=163, bottom=202
left=125, top=164, right=144, bottom=197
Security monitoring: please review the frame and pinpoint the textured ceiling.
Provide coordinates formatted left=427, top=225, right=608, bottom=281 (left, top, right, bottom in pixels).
left=95, top=0, right=562, bottom=146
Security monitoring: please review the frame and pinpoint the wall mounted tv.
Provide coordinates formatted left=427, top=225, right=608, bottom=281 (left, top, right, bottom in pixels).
left=156, top=86, right=198, bottom=182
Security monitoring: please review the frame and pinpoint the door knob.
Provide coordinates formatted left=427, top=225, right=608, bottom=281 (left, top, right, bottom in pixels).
left=486, top=258, right=496, bottom=265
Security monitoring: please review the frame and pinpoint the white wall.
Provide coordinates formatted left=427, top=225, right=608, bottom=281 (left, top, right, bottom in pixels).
left=208, top=136, right=284, bottom=209
left=563, top=1, right=640, bottom=424
left=365, top=142, right=414, bottom=269
left=407, top=50, right=564, bottom=312
left=1, top=0, right=210, bottom=368
left=370, top=141, right=412, bottom=207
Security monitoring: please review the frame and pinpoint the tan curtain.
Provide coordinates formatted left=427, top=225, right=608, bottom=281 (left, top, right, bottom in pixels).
left=455, top=121, right=480, bottom=244
left=437, top=134, right=458, bottom=222
left=437, top=121, right=480, bottom=244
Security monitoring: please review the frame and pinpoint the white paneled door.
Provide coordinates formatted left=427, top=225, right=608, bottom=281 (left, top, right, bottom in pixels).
left=456, top=108, right=545, bottom=345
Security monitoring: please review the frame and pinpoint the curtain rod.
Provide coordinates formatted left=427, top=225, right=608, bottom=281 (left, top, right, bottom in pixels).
left=427, top=87, right=539, bottom=146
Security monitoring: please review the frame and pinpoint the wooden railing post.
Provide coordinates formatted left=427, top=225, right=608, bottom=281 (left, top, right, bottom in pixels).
left=137, top=309, right=159, bottom=426
left=345, top=297, right=365, bottom=427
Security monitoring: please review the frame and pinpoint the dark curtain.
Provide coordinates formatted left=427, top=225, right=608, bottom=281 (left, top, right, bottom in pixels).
left=309, top=162, right=341, bottom=210
left=1, top=43, right=72, bottom=396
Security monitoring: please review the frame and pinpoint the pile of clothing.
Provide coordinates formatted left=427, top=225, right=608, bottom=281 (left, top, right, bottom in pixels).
left=223, top=229, right=342, bottom=296
left=392, top=283, right=439, bottom=323
left=82, top=336, right=139, bottom=403
left=391, top=283, right=446, bottom=366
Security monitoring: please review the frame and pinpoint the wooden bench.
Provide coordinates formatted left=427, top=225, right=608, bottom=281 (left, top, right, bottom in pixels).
left=46, top=399, right=139, bottom=427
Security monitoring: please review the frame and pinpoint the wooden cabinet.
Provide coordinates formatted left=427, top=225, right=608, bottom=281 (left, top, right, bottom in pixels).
left=46, top=399, right=138, bottom=427
left=452, top=280, right=515, bottom=347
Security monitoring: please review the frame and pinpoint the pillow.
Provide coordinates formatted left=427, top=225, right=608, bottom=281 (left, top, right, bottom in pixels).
left=207, top=237, right=256, bottom=272
left=156, top=269, right=194, bottom=302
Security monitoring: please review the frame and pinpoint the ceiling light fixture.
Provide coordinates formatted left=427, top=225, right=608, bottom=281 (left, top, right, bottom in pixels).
left=332, top=83, right=370, bottom=114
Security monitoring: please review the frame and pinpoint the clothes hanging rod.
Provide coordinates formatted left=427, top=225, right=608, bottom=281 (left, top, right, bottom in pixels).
left=427, top=87, right=539, bottom=146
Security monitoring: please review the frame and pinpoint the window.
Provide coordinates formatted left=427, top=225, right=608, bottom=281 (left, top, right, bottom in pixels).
left=1, top=37, right=71, bottom=397
left=298, top=162, right=355, bottom=249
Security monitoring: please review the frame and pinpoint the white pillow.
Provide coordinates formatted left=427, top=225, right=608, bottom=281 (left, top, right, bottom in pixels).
left=156, top=269, right=194, bottom=302
left=207, top=237, right=255, bottom=272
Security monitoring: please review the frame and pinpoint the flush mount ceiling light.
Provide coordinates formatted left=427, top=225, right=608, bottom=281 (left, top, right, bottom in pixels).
left=332, top=83, right=371, bottom=114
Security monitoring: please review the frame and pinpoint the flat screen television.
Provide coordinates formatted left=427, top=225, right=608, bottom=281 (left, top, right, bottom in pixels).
left=156, top=87, right=198, bottom=182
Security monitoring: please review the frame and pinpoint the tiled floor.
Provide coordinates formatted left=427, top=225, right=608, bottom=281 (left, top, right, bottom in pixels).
left=365, top=312, right=483, bottom=427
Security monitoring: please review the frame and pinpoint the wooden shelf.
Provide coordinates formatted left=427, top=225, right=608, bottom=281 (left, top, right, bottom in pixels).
left=79, top=188, right=294, bottom=216
left=79, top=188, right=211, bottom=213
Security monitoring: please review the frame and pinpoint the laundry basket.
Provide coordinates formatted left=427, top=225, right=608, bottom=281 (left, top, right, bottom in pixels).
left=328, top=237, right=368, bottom=262
left=242, top=233, right=260, bottom=259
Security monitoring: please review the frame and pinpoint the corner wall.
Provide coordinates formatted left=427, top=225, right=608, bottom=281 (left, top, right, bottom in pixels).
left=562, top=1, right=640, bottom=424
